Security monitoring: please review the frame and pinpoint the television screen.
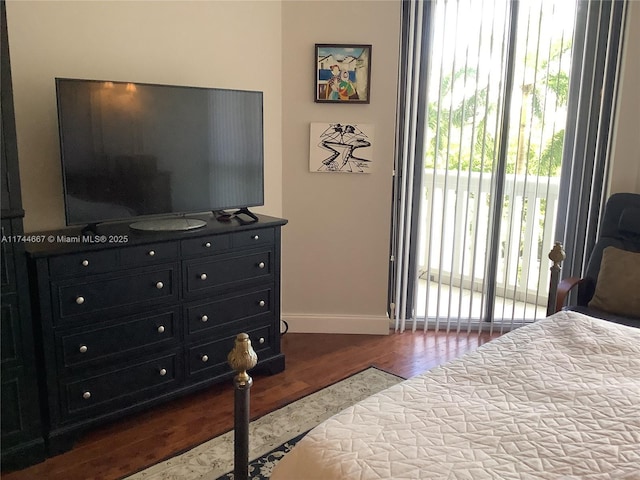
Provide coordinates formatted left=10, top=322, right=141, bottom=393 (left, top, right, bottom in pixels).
left=55, top=78, right=264, bottom=226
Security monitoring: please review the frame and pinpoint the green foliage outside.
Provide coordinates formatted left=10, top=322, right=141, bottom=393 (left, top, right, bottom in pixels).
left=424, top=38, right=572, bottom=178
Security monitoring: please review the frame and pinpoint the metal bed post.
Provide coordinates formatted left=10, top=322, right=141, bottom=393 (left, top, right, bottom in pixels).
left=547, top=242, right=566, bottom=316
left=227, top=333, right=258, bottom=480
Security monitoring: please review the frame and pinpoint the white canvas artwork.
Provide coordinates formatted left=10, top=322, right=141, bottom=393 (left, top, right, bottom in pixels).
left=309, top=123, right=374, bottom=173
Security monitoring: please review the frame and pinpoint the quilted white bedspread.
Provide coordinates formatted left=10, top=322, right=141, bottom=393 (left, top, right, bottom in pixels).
left=270, top=312, right=640, bottom=479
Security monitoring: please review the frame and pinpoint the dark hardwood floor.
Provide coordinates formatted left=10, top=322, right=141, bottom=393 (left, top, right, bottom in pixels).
left=2, top=329, right=498, bottom=480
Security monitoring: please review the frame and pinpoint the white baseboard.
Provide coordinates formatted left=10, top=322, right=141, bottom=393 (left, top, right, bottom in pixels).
left=281, top=313, right=391, bottom=335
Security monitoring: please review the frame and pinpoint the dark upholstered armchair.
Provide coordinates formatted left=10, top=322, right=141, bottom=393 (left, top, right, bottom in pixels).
left=552, top=192, right=640, bottom=328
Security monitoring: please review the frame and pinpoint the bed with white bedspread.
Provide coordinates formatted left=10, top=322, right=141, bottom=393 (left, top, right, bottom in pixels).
left=270, top=311, right=640, bottom=479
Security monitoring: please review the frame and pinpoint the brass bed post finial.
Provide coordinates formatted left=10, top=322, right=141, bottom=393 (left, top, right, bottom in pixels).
left=227, top=333, right=258, bottom=480
left=228, top=332, right=258, bottom=386
left=548, top=241, right=566, bottom=268
left=547, top=241, right=566, bottom=317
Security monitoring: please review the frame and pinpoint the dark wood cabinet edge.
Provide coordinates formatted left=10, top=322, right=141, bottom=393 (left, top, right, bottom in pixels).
left=0, top=437, right=46, bottom=472
left=1, top=208, right=26, bottom=220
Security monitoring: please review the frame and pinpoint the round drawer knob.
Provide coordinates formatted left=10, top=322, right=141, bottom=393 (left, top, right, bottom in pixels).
left=157, top=325, right=165, bottom=333
left=81, top=259, right=89, bottom=267
left=76, top=296, right=85, bottom=305
left=201, top=354, right=209, bottom=363
left=82, top=391, right=91, bottom=400
left=201, top=315, right=209, bottom=322
left=253, top=235, right=259, bottom=240
left=204, top=242, right=211, bottom=248
left=259, top=337, right=265, bottom=344
left=258, top=262, right=265, bottom=269
left=159, top=368, right=167, bottom=376
left=200, top=273, right=207, bottom=280
left=79, top=345, right=88, bottom=353
left=259, top=300, right=266, bottom=307
left=156, top=281, right=164, bottom=289
left=148, top=250, right=155, bottom=257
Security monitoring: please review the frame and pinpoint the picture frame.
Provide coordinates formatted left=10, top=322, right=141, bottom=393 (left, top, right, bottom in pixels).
left=315, top=44, right=371, bottom=104
left=309, top=122, right=375, bottom=173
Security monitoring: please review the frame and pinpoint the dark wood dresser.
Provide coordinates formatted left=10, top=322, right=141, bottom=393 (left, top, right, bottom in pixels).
left=25, top=214, right=286, bottom=453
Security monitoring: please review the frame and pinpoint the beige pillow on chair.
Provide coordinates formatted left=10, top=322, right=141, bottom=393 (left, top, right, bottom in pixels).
left=588, top=246, right=640, bottom=318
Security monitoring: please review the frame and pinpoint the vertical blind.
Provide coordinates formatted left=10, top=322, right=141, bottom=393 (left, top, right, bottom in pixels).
left=390, top=0, right=433, bottom=333
left=555, top=0, right=628, bottom=284
left=390, top=0, right=627, bottom=334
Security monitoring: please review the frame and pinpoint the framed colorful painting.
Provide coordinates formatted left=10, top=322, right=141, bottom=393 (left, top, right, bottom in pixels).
left=315, top=44, right=371, bottom=104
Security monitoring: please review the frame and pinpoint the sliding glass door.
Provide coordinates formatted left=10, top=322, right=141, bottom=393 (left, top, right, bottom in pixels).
left=393, top=0, right=578, bottom=332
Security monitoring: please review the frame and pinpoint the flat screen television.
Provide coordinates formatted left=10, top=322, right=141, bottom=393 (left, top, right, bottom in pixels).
left=55, top=78, right=264, bottom=230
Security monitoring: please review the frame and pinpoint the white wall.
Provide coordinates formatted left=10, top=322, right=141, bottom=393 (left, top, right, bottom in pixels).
left=6, top=0, right=283, bottom=232
left=608, top=0, right=640, bottom=195
left=280, top=1, right=400, bottom=334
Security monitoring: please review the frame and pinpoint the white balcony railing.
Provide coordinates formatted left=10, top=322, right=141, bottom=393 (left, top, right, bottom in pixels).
left=417, top=169, right=559, bottom=320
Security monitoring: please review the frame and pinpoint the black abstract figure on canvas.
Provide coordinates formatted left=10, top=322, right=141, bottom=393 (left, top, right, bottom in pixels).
left=316, top=124, right=372, bottom=173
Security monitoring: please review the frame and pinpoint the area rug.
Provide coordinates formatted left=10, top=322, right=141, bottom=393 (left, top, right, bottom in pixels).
left=124, top=367, right=404, bottom=480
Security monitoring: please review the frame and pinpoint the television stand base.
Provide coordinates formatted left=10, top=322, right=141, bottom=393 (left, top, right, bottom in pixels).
left=233, top=207, right=259, bottom=223
left=81, top=223, right=100, bottom=236
left=129, top=217, right=206, bottom=232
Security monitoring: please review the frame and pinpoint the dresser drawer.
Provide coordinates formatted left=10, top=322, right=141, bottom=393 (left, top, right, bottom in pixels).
left=181, top=235, right=230, bottom=257
left=63, top=352, right=180, bottom=416
left=188, top=333, right=236, bottom=379
left=185, top=287, right=274, bottom=336
left=246, top=323, right=277, bottom=358
left=184, top=251, right=272, bottom=297
left=187, top=323, right=276, bottom=379
left=120, top=242, right=179, bottom=266
left=231, top=228, right=274, bottom=249
left=59, top=308, right=179, bottom=368
left=52, top=263, right=179, bottom=323
left=49, top=249, right=119, bottom=278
